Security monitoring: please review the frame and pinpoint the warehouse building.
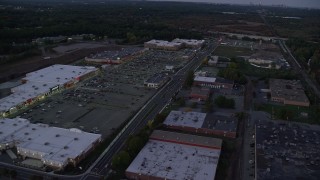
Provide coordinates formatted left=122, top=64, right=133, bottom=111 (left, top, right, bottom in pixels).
left=193, top=76, right=234, bottom=89
left=163, top=111, right=237, bottom=138
left=126, top=130, right=222, bottom=180
left=0, top=64, right=98, bottom=117
left=269, top=79, right=310, bottom=107
left=0, top=117, right=101, bottom=170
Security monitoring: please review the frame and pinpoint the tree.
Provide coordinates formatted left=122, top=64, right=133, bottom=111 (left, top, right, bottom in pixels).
left=184, top=71, right=194, bottom=88
left=126, top=32, right=137, bottom=43
left=112, top=151, right=131, bottom=170
left=279, top=109, right=294, bottom=120
left=191, top=102, right=198, bottom=108
left=9, top=170, right=17, bottom=178
left=128, top=137, right=144, bottom=156
left=29, top=175, right=43, bottom=180
left=214, top=95, right=235, bottom=109
left=177, top=97, right=186, bottom=107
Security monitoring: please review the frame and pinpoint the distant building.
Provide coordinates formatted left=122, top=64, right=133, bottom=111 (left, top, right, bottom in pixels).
left=208, top=56, right=219, bottom=66
left=189, top=87, right=211, bottom=101
left=0, top=118, right=101, bottom=170
left=163, top=111, right=237, bottom=138
left=0, top=65, right=99, bottom=117
left=269, top=79, right=310, bottom=107
left=32, top=36, right=66, bottom=45
left=144, top=40, right=183, bottom=51
left=144, top=74, right=169, bottom=89
left=126, top=130, right=222, bottom=180
left=172, top=38, right=205, bottom=48
left=144, top=39, right=205, bottom=51
left=193, top=76, right=234, bottom=89
left=164, top=65, right=175, bottom=72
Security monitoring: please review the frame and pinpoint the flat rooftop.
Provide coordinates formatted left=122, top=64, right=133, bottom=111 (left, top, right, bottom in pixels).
left=164, top=111, right=238, bottom=133
left=194, top=76, right=216, bottom=83
left=150, top=130, right=222, bottom=149
left=126, top=130, right=221, bottom=180
left=269, top=79, right=309, bottom=103
left=0, top=118, right=101, bottom=165
left=0, top=64, right=98, bottom=113
left=256, top=120, right=320, bottom=180
left=164, top=111, right=206, bottom=129
left=190, top=87, right=210, bottom=96
left=172, top=38, right=205, bottom=46
left=24, top=64, right=97, bottom=84
left=145, top=40, right=182, bottom=47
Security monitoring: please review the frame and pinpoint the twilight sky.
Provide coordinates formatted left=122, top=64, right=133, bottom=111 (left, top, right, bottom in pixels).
left=149, top=0, right=320, bottom=9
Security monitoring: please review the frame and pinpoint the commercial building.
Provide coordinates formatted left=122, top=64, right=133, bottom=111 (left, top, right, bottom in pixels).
left=126, top=130, right=222, bottom=180
left=269, top=79, right=310, bottom=107
left=163, top=111, right=237, bottom=138
left=144, top=40, right=183, bottom=51
left=189, top=87, right=210, bottom=101
left=0, top=64, right=99, bottom=117
left=193, top=76, right=234, bottom=89
left=172, top=38, right=205, bottom=48
left=144, top=39, right=205, bottom=51
left=0, top=118, right=101, bottom=170
left=144, top=73, right=169, bottom=89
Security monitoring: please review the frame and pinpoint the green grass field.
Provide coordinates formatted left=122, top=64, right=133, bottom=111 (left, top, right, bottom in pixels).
left=237, top=59, right=297, bottom=79
left=213, top=46, right=255, bottom=58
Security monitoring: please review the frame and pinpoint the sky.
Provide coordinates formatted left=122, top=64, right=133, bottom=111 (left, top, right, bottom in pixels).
left=149, top=0, right=320, bottom=9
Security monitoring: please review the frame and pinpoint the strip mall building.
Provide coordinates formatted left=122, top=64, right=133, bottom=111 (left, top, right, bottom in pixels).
left=0, top=64, right=99, bottom=117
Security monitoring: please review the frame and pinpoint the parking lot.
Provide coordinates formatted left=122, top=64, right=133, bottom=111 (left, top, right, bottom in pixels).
left=256, top=120, right=320, bottom=180
left=18, top=49, right=194, bottom=138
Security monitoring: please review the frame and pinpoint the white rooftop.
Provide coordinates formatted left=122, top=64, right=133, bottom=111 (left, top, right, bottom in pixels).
left=172, top=38, right=205, bottom=46
left=126, top=139, right=220, bottom=180
left=145, top=40, right=182, bottom=47
left=0, top=118, right=101, bottom=165
left=0, top=118, right=30, bottom=144
left=194, top=76, right=216, bottom=83
left=0, top=64, right=97, bottom=113
left=24, top=64, right=97, bottom=84
left=164, top=110, right=206, bottom=128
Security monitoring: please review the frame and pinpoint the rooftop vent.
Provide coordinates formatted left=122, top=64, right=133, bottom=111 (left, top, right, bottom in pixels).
left=13, top=123, right=17, bottom=126
left=74, top=137, right=79, bottom=141
left=44, top=142, right=49, bottom=146
left=32, top=128, right=36, bottom=131
left=56, top=134, right=60, bottom=137
left=24, top=132, right=29, bottom=135
left=64, top=146, right=69, bottom=149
